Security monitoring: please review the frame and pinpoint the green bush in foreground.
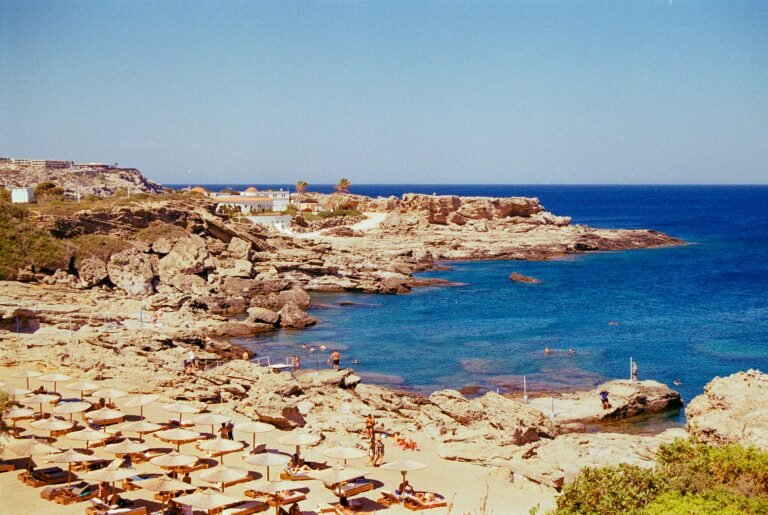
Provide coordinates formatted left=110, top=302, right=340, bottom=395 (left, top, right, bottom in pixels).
left=553, top=439, right=768, bottom=515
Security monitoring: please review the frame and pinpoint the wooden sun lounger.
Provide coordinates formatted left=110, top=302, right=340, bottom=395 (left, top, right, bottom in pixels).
left=72, top=459, right=110, bottom=473
left=41, top=482, right=87, bottom=500
left=279, top=469, right=313, bottom=481
left=0, top=463, right=16, bottom=473
left=335, top=480, right=374, bottom=498
left=222, top=471, right=256, bottom=489
left=220, top=500, right=269, bottom=515
left=120, top=449, right=165, bottom=464
left=403, top=493, right=448, bottom=511
left=19, top=467, right=68, bottom=487
left=55, top=484, right=99, bottom=505
left=175, top=461, right=210, bottom=474
left=266, top=491, right=307, bottom=507
left=377, top=490, right=402, bottom=506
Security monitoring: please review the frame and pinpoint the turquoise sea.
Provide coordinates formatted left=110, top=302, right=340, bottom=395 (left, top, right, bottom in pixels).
left=190, top=185, right=768, bottom=418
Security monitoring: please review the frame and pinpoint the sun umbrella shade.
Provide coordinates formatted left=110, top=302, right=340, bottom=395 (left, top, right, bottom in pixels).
left=39, top=373, right=72, bottom=383
left=5, top=387, right=32, bottom=396
left=104, top=441, right=150, bottom=455
left=52, top=401, right=92, bottom=415
left=8, top=439, right=61, bottom=457
left=194, top=413, right=231, bottom=426
left=247, top=481, right=299, bottom=494
left=12, top=370, right=42, bottom=379
left=43, top=448, right=100, bottom=464
left=323, top=447, right=368, bottom=462
left=92, top=388, right=128, bottom=400
left=310, top=467, right=367, bottom=486
left=31, top=418, right=73, bottom=432
left=7, top=407, right=36, bottom=419
left=86, top=407, right=124, bottom=420
left=199, top=438, right=244, bottom=453
left=81, top=467, right=136, bottom=483
left=236, top=421, right=275, bottom=434
left=118, top=420, right=164, bottom=434
left=199, top=466, right=248, bottom=484
left=123, top=394, right=160, bottom=409
left=156, top=428, right=200, bottom=442
left=244, top=453, right=291, bottom=467
left=381, top=459, right=428, bottom=473
left=21, top=393, right=60, bottom=406
left=150, top=452, right=198, bottom=468
left=162, top=403, right=200, bottom=415
left=64, top=381, right=99, bottom=393
left=134, top=476, right=192, bottom=493
left=173, top=490, right=241, bottom=510
left=68, top=428, right=111, bottom=443
left=278, top=433, right=320, bottom=447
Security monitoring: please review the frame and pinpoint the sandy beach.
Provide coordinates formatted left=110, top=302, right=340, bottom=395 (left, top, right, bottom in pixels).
left=0, top=363, right=557, bottom=515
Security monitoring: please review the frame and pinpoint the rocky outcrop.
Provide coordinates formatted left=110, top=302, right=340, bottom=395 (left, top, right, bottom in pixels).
left=685, top=369, right=768, bottom=450
left=107, top=248, right=156, bottom=296
left=527, top=380, right=683, bottom=425
left=509, top=272, right=542, bottom=284
left=78, top=257, right=109, bottom=287
left=278, top=302, right=317, bottom=329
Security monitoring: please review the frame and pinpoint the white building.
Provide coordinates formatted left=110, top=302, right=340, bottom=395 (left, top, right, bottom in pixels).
left=247, top=214, right=292, bottom=232
left=11, top=188, right=35, bottom=204
left=214, top=195, right=273, bottom=213
left=241, top=187, right=290, bottom=212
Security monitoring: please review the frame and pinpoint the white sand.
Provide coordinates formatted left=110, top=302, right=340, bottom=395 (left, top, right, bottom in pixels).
left=0, top=365, right=557, bottom=514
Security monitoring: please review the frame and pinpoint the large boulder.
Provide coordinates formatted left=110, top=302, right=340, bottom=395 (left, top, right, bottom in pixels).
left=78, top=256, right=108, bottom=287
left=220, top=277, right=290, bottom=296
left=157, top=235, right=210, bottom=282
left=278, top=302, right=317, bottom=329
left=226, top=237, right=253, bottom=260
left=277, top=288, right=311, bottom=309
left=246, top=307, right=280, bottom=325
left=528, top=379, right=683, bottom=424
left=107, top=248, right=156, bottom=296
left=686, top=369, right=768, bottom=450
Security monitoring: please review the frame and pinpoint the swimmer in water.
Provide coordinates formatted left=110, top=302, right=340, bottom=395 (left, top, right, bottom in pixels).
left=673, top=379, right=682, bottom=386
left=352, top=359, right=360, bottom=365
left=544, top=345, right=551, bottom=356
left=567, top=348, right=575, bottom=356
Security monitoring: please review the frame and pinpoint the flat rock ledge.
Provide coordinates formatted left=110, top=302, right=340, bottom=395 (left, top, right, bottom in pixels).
left=528, top=379, right=683, bottom=426
left=686, top=369, right=768, bottom=450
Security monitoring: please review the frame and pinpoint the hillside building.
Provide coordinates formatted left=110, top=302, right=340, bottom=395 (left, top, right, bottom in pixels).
left=11, top=187, right=35, bottom=204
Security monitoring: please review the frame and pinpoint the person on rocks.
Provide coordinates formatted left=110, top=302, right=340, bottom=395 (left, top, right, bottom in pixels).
left=373, top=436, right=385, bottom=467
left=292, top=355, right=301, bottom=370
left=632, top=361, right=639, bottom=382
left=187, top=349, right=197, bottom=371
left=600, top=390, right=611, bottom=409
left=365, top=414, right=375, bottom=441
left=329, top=349, right=341, bottom=371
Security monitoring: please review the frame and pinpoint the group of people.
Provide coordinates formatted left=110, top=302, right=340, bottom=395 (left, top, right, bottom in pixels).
left=218, top=421, right=235, bottom=440
left=544, top=345, right=576, bottom=356
left=365, top=414, right=385, bottom=466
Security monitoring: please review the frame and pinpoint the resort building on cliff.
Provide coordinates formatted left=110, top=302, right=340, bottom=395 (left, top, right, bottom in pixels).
left=214, top=195, right=274, bottom=214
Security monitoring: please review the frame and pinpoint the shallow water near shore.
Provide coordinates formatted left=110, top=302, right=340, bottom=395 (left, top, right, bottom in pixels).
left=239, top=185, right=768, bottom=425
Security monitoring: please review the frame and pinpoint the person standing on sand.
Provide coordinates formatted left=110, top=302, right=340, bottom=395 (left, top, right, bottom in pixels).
left=632, top=361, right=639, bottom=382
left=365, top=414, right=375, bottom=441
left=374, top=436, right=385, bottom=467
left=330, top=349, right=340, bottom=371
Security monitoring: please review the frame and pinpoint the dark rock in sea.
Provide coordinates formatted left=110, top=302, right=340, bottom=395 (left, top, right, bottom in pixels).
left=459, top=385, right=484, bottom=396
left=509, top=272, right=542, bottom=284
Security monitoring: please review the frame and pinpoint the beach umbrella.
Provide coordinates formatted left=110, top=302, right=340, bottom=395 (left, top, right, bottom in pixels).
left=81, top=466, right=136, bottom=504
left=236, top=421, right=274, bottom=451
left=193, top=413, right=231, bottom=436
left=155, top=428, right=201, bottom=451
left=6, top=407, right=36, bottom=429
left=117, top=420, right=164, bottom=440
left=4, top=386, right=32, bottom=400
left=38, top=373, right=72, bottom=393
left=278, top=432, right=320, bottom=459
left=134, top=476, right=194, bottom=514
left=92, top=387, right=128, bottom=403
left=8, top=438, right=61, bottom=469
left=30, top=417, right=74, bottom=441
left=247, top=480, right=300, bottom=513
left=68, top=428, right=110, bottom=449
left=104, top=440, right=150, bottom=456
left=199, top=465, right=248, bottom=492
left=244, top=452, right=290, bottom=481
left=21, top=393, right=59, bottom=414
left=323, top=447, right=368, bottom=466
left=173, top=489, right=241, bottom=513
left=122, top=393, right=160, bottom=418
left=381, top=459, right=428, bottom=491
left=64, top=381, right=99, bottom=399
left=162, top=403, right=200, bottom=424
left=43, top=448, right=100, bottom=486
left=311, top=467, right=367, bottom=498
left=198, top=438, right=244, bottom=466
left=150, top=451, right=197, bottom=470
left=52, top=401, right=91, bottom=422
left=11, top=370, right=42, bottom=389
left=85, top=407, right=125, bottom=428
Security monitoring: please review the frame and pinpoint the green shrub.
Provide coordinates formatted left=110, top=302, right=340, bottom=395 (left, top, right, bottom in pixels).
left=0, top=201, right=71, bottom=279
left=555, top=463, right=667, bottom=514
left=643, top=489, right=768, bottom=515
left=135, top=222, right=188, bottom=243
left=35, top=181, right=65, bottom=200
left=72, top=234, right=131, bottom=262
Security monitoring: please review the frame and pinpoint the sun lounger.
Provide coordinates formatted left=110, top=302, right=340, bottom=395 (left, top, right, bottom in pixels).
left=220, top=500, right=269, bottom=515
left=266, top=491, right=307, bottom=507
left=86, top=416, right=125, bottom=427
left=72, top=459, right=110, bottom=472
left=55, top=483, right=99, bottom=505
left=403, top=493, right=448, bottom=511
left=128, top=449, right=166, bottom=464
left=41, top=482, right=87, bottom=500
left=330, top=480, right=374, bottom=498
left=175, top=461, right=210, bottom=474
left=377, top=490, right=402, bottom=506
left=89, top=433, right=123, bottom=448
left=279, top=469, right=313, bottom=481
left=222, top=471, right=256, bottom=489
left=19, top=466, right=68, bottom=487
left=87, top=499, right=149, bottom=515
left=0, top=463, right=15, bottom=473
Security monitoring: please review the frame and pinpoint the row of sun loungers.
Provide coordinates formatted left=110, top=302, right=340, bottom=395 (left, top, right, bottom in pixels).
left=18, top=466, right=68, bottom=487
left=40, top=482, right=100, bottom=505
left=86, top=499, right=148, bottom=515
left=377, top=490, right=447, bottom=511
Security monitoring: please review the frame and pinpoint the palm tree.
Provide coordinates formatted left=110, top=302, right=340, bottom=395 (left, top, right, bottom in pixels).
left=295, top=180, right=308, bottom=195
left=335, top=178, right=351, bottom=193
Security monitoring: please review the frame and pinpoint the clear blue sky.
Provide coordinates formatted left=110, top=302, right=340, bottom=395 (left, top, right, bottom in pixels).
left=1, top=1, right=766, bottom=185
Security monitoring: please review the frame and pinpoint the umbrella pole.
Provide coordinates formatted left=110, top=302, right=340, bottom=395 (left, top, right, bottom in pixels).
left=266, top=466, right=270, bottom=481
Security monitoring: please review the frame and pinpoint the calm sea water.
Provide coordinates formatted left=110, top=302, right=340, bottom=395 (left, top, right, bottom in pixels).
left=189, top=185, right=768, bottom=417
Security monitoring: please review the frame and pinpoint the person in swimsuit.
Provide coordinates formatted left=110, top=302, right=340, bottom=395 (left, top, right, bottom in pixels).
left=365, top=414, right=375, bottom=441
left=600, top=390, right=611, bottom=409
left=331, top=350, right=340, bottom=371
